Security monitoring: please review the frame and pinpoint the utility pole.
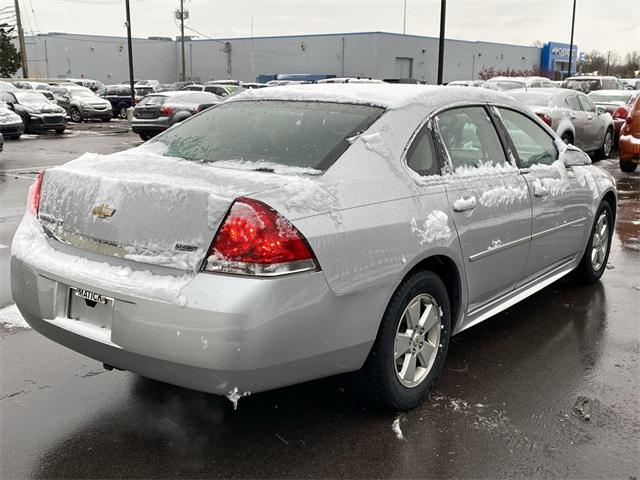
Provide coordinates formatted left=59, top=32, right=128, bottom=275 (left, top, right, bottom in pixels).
left=567, top=0, right=576, bottom=80
left=437, top=0, right=446, bottom=84
left=180, top=0, right=186, bottom=81
left=125, top=0, right=135, bottom=110
left=402, top=0, right=407, bottom=35
left=13, top=0, right=28, bottom=78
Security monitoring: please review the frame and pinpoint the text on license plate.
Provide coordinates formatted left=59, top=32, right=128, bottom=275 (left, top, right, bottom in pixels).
left=71, top=287, right=111, bottom=304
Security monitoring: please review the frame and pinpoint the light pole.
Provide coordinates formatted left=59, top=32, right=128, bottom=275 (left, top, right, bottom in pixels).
left=436, top=0, right=446, bottom=84
left=13, top=0, right=28, bottom=78
left=403, top=0, right=407, bottom=34
left=567, top=0, right=576, bottom=79
left=180, top=0, right=186, bottom=81
left=471, top=52, right=481, bottom=80
left=125, top=0, right=135, bottom=109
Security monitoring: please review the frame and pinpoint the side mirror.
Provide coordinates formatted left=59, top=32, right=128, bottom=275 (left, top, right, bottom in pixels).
left=596, top=106, right=606, bottom=115
left=6, top=102, right=15, bottom=110
left=562, top=145, right=591, bottom=167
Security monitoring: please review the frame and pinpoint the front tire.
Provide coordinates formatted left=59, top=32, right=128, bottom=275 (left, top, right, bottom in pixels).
left=620, top=160, right=638, bottom=173
left=54, top=127, right=65, bottom=134
left=594, top=128, right=613, bottom=161
left=70, top=107, right=82, bottom=123
left=575, top=201, right=613, bottom=284
left=118, top=105, right=128, bottom=119
left=358, top=271, right=451, bottom=411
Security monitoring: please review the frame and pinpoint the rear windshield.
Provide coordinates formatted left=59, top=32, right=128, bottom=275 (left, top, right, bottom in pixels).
left=155, top=100, right=383, bottom=171
left=483, top=80, right=524, bottom=91
left=510, top=92, right=555, bottom=106
left=137, top=95, right=167, bottom=106
left=563, top=79, right=600, bottom=92
left=588, top=92, right=634, bottom=103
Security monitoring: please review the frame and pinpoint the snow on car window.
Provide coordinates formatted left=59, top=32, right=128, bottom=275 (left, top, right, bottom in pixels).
left=510, top=92, right=555, bottom=107
left=155, top=100, right=383, bottom=171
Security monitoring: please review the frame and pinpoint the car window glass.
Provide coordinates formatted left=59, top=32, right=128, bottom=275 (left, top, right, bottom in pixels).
left=497, top=108, right=557, bottom=168
left=204, top=86, right=217, bottom=93
left=565, top=95, right=581, bottom=111
left=0, top=92, right=15, bottom=103
left=406, top=128, right=438, bottom=176
left=578, top=94, right=596, bottom=112
left=435, top=106, right=507, bottom=171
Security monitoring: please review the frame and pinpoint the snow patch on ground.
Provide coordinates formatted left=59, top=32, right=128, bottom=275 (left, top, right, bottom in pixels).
left=226, top=387, right=251, bottom=410
left=391, top=417, right=405, bottom=440
left=410, top=211, right=452, bottom=245
left=0, top=304, right=30, bottom=331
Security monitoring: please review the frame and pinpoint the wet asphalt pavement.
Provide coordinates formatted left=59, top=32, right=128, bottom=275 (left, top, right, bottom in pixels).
left=0, top=125, right=639, bottom=479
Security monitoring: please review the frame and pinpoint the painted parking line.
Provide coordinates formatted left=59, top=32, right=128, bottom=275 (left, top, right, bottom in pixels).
left=0, top=172, right=39, bottom=180
left=0, top=244, right=8, bottom=250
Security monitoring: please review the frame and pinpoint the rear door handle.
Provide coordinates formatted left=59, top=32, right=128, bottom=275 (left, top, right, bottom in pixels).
left=453, top=196, right=477, bottom=212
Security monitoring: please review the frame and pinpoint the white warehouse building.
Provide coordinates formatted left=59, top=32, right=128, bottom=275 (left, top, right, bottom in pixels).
left=19, top=31, right=544, bottom=84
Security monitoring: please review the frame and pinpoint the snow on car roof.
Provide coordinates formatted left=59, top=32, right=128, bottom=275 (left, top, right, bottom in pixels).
left=226, top=83, right=519, bottom=110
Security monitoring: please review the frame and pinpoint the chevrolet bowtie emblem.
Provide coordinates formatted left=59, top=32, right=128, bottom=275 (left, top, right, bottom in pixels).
left=91, top=204, right=116, bottom=218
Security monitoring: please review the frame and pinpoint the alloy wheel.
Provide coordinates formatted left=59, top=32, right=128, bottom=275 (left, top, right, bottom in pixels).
left=394, top=294, right=441, bottom=388
left=603, top=131, right=613, bottom=158
left=591, top=212, right=609, bottom=271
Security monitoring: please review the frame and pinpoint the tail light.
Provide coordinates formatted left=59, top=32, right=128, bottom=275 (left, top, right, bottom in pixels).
left=536, top=113, right=552, bottom=126
left=612, top=106, right=628, bottom=120
left=27, top=171, right=45, bottom=215
left=204, top=198, right=318, bottom=276
left=622, top=114, right=635, bottom=135
left=159, top=105, right=174, bottom=116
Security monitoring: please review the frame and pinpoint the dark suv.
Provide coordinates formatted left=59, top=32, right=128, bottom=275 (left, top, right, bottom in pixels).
left=97, top=85, right=134, bottom=119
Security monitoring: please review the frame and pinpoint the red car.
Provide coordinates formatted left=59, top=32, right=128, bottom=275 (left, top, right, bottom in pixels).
left=589, top=90, right=640, bottom=139
left=618, top=96, right=640, bottom=172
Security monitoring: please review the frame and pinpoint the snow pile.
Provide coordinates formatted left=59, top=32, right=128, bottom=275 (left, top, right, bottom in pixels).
left=12, top=215, right=194, bottom=307
left=479, top=184, right=528, bottom=207
left=452, top=196, right=476, bottom=211
left=487, top=239, right=503, bottom=251
left=0, top=304, right=30, bottom=331
left=410, top=211, right=452, bottom=245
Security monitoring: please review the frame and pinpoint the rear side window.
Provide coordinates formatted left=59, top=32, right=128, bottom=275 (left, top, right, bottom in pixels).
left=156, top=100, right=384, bottom=171
left=406, top=127, right=438, bottom=176
left=577, top=94, right=596, bottom=112
left=435, top=106, right=507, bottom=171
left=565, top=95, right=581, bottom=111
left=497, top=108, right=557, bottom=168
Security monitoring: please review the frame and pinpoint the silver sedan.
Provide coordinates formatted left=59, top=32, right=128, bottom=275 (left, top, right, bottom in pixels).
left=11, top=85, right=616, bottom=410
left=509, top=88, right=615, bottom=160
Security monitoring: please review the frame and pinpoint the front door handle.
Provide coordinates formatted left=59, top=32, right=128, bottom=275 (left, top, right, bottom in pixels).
left=453, top=196, right=477, bottom=212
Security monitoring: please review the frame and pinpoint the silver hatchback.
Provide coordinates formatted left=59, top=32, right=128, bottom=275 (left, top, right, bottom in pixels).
left=11, top=85, right=616, bottom=410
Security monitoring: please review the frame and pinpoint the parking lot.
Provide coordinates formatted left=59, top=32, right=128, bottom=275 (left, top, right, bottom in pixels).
left=1, top=121, right=639, bottom=478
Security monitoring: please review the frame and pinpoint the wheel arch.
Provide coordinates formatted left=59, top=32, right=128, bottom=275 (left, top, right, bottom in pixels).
left=601, top=189, right=617, bottom=223
left=398, top=254, right=463, bottom=333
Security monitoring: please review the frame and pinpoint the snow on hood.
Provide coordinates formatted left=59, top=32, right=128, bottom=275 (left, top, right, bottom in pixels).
left=226, top=83, right=519, bottom=111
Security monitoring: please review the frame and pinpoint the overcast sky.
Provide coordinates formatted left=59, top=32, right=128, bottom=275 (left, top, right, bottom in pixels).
left=2, top=0, right=639, bottom=57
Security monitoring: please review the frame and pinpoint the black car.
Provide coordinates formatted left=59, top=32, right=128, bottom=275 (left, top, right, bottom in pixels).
left=97, top=84, right=135, bottom=119
left=131, top=91, right=221, bottom=140
left=0, top=91, right=66, bottom=134
left=0, top=132, right=4, bottom=153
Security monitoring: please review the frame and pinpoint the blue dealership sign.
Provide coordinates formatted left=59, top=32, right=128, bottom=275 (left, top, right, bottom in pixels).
left=541, top=41, right=579, bottom=78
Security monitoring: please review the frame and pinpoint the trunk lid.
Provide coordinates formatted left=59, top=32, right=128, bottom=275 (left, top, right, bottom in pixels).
left=37, top=144, right=304, bottom=271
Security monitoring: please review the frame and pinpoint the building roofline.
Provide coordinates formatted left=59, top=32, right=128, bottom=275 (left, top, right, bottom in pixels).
left=31, top=30, right=543, bottom=50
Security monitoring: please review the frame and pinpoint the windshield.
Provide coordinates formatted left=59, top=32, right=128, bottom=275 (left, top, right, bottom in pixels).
left=14, top=92, right=49, bottom=105
left=155, top=100, right=384, bottom=171
left=589, top=92, right=634, bottom=103
left=483, top=80, right=524, bottom=91
left=70, top=89, right=96, bottom=99
left=510, top=92, right=555, bottom=107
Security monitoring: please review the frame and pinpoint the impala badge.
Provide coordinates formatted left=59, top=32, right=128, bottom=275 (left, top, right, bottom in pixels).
left=92, top=204, right=116, bottom=218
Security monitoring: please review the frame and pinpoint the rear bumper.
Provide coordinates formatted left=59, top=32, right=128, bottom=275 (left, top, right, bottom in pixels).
left=619, top=134, right=640, bottom=161
left=0, top=121, right=24, bottom=137
left=131, top=117, right=170, bottom=134
left=10, top=222, right=387, bottom=395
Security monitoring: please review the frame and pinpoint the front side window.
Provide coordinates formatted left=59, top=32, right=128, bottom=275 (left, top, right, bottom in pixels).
left=435, top=106, right=507, bottom=171
left=497, top=108, right=557, bottom=168
left=406, top=126, right=438, bottom=176
left=155, top=100, right=384, bottom=171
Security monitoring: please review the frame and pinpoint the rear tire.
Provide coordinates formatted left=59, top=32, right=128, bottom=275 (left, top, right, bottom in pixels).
left=620, top=160, right=638, bottom=173
left=138, top=133, right=151, bottom=141
left=594, top=128, right=613, bottom=160
left=561, top=132, right=573, bottom=145
left=358, top=270, right=451, bottom=411
left=575, top=201, right=613, bottom=284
